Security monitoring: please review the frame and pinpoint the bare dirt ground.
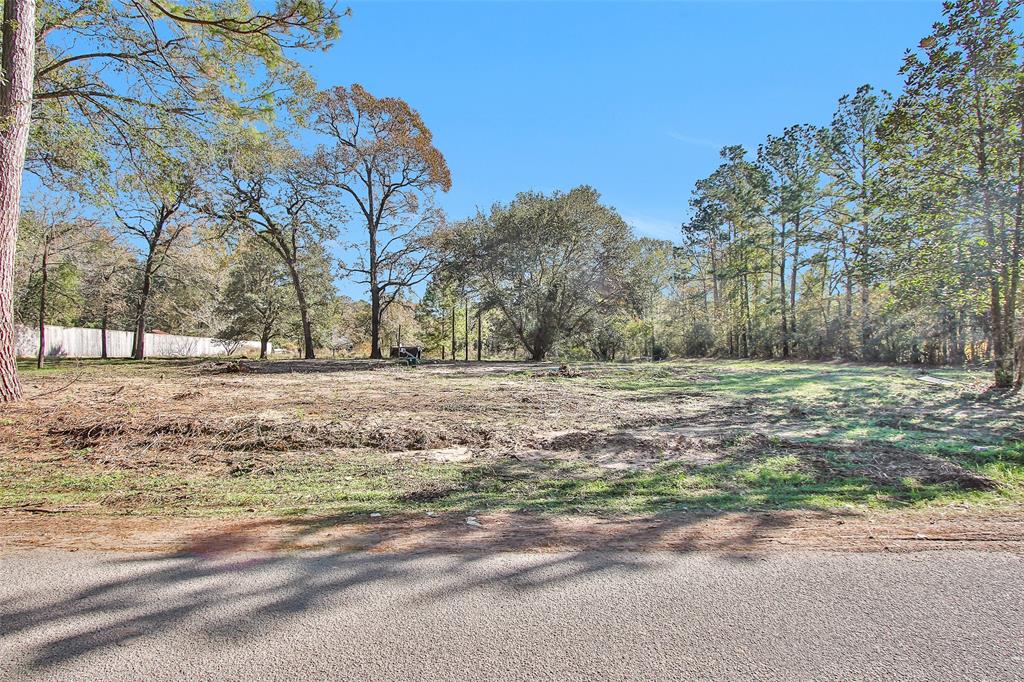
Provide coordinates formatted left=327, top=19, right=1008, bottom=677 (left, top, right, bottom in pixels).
left=2, top=358, right=1022, bottom=554
left=2, top=508, right=1023, bottom=555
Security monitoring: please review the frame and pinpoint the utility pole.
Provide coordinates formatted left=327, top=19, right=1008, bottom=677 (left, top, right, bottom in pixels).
left=451, top=306, right=456, bottom=361
left=464, top=299, right=469, bottom=362
left=476, top=308, right=482, bottom=362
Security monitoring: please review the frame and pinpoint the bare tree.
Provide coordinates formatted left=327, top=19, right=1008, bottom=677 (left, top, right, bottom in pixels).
left=310, top=84, right=451, bottom=359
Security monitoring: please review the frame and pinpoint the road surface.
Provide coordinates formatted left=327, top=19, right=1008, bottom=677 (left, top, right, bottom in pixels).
left=2, top=550, right=1022, bottom=680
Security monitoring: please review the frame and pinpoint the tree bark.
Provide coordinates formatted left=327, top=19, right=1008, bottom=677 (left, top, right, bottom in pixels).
left=0, top=0, right=36, bottom=402
left=1009, top=146, right=1023, bottom=386
left=100, top=309, right=109, bottom=359
left=367, top=223, right=384, bottom=360
left=1015, top=314, right=1023, bottom=390
left=789, top=214, right=799, bottom=354
left=369, top=283, right=382, bottom=359
left=779, top=225, right=789, bottom=358
left=132, top=265, right=152, bottom=360
left=284, top=260, right=314, bottom=359
left=36, top=242, right=47, bottom=368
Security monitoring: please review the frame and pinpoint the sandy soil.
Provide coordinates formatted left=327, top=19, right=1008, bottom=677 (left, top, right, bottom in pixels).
left=3, top=507, right=1023, bottom=555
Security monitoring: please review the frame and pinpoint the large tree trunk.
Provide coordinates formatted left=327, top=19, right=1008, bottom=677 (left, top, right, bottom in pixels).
left=741, top=269, right=751, bottom=358
left=298, top=300, right=314, bottom=359
left=976, top=110, right=1011, bottom=388
left=132, top=266, right=153, bottom=360
left=0, top=0, right=36, bottom=402
left=1011, top=313, right=1019, bottom=387
left=36, top=244, right=47, bottom=368
left=284, top=260, right=314, bottom=359
left=1009, top=148, right=1023, bottom=387
left=369, top=283, right=382, bottom=359
left=367, top=226, right=383, bottom=360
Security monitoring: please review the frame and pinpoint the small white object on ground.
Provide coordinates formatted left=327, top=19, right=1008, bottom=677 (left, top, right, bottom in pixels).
left=466, top=516, right=483, bottom=528
left=388, top=446, right=472, bottom=463
left=370, top=513, right=381, bottom=518
left=916, top=375, right=958, bottom=387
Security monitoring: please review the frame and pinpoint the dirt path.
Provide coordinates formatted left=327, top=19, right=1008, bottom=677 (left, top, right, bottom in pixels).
left=3, top=508, right=1022, bottom=555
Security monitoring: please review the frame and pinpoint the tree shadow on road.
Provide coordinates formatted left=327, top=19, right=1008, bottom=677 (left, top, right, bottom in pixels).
left=0, top=508, right=803, bottom=671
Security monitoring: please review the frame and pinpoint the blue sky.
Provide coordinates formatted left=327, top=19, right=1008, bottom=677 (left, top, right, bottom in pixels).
left=302, top=0, right=941, bottom=261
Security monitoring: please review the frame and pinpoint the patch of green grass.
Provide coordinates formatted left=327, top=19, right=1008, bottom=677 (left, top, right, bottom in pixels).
left=7, top=439, right=1021, bottom=517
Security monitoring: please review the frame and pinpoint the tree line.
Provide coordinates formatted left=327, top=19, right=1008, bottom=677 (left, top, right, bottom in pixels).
left=0, top=0, right=457, bottom=400
left=1, top=0, right=1021, bottom=403
left=672, top=0, right=1023, bottom=388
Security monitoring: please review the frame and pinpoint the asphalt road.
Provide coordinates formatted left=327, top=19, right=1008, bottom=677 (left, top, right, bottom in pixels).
left=1, top=550, right=1022, bottom=681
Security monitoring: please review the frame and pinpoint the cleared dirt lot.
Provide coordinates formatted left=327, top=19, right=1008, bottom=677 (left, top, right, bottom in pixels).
left=1, top=358, right=1022, bottom=551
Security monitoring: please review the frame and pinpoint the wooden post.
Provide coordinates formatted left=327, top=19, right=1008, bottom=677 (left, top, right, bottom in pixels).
left=451, top=306, right=456, bottom=361
left=464, top=299, right=469, bottom=362
left=476, top=308, right=482, bottom=362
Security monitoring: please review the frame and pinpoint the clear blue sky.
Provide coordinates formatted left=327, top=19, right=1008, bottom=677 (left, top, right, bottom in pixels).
left=301, top=0, right=941, bottom=265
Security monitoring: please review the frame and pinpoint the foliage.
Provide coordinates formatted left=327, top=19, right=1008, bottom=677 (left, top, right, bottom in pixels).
left=441, top=186, right=636, bottom=361
left=309, top=84, right=451, bottom=358
left=671, top=0, right=1022, bottom=387
left=217, top=237, right=296, bottom=357
left=212, top=130, right=338, bottom=358
left=30, top=0, right=342, bottom=191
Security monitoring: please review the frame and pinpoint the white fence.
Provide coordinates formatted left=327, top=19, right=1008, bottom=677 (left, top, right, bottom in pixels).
left=15, top=324, right=268, bottom=359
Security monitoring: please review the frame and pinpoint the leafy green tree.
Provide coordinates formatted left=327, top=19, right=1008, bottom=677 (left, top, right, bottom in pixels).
left=112, top=148, right=203, bottom=359
left=416, top=279, right=459, bottom=359
left=449, top=186, right=633, bottom=361
left=684, top=145, right=771, bottom=357
left=76, top=227, right=136, bottom=357
left=14, top=203, right=86, bottom=366
left=821, top=84, right=893, bottom=359
left=883, top=0, right=1022, bottom=385
left=758, top=124, right=824, bottom=358
left=0, top=0, right=340, bottom=400
left=218, top=237, right=295, bottom=358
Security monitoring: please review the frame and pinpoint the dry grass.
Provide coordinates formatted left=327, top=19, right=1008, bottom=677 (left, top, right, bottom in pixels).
left=2, top=358, right=1022, bottom=517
